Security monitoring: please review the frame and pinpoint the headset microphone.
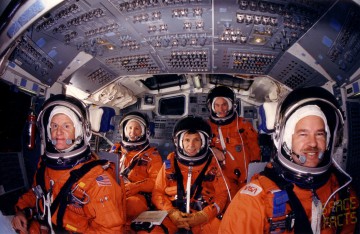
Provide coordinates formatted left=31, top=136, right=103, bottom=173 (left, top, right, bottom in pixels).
left=292, top=152, right=307, bottom=164
left=51, top=139, right=73, bottom=145
left=293, top=150, right=325, bottom=164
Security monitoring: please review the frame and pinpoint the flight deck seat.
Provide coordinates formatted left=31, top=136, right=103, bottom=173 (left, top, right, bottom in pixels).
left=89, top=106, right=120, bottom=184
left=247, top=102, right=279, bottom=180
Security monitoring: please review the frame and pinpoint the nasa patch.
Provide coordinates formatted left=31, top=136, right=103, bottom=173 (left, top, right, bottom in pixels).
left=240, top=183, right=262, bottom=196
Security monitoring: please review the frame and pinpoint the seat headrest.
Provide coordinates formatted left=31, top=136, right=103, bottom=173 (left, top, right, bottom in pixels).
left=89, top=106, right=116, bottom=132
left=258, top=102, right=278, bottom=133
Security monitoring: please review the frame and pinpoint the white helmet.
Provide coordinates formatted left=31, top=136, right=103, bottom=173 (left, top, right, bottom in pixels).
left=118, top=111, right=150, bottom=151
left=272, top=87, right=344, bottom=189
left=207, top=86, right=236, bottom=125
left=37, top=94, right=92, bottom=169
left=173, top=116, right=212, bottom=166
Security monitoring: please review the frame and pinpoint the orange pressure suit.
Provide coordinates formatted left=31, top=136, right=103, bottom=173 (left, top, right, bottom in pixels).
left=209, top=116, right=261, bottom=198
left=219, top=164, right=359, bottom=234
left=15, top=155, right=126, bottom=233
left=114, top=143, right=163, bottom=221
left=151, top=153, right=229, bottom=234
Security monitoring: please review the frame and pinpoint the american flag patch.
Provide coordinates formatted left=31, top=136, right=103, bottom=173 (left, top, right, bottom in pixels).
left=96, top=174, right=112, bottom=186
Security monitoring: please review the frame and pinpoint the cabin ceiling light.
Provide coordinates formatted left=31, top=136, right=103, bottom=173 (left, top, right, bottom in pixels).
left=97, top=38, right=107, bottom=44
left=65, top=84, right=90, bottom=100
left=106, top=44, right=115, bottom=50
left=255, top=37, right=264, bottom=44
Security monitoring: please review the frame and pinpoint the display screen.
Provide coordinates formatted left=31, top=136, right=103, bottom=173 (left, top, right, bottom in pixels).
left=158, top=95, right=185, bottom=116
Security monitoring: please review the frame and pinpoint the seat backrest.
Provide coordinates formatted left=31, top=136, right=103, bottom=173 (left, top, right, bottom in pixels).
left=97, top=151, right=120, bottom=184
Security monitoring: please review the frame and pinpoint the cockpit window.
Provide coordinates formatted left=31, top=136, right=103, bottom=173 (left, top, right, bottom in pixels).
left=209, top=74, right=253, bottom=91
left=141, top=74, right=187, bottom=90
left=159, top=95, right=185, bottom=116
